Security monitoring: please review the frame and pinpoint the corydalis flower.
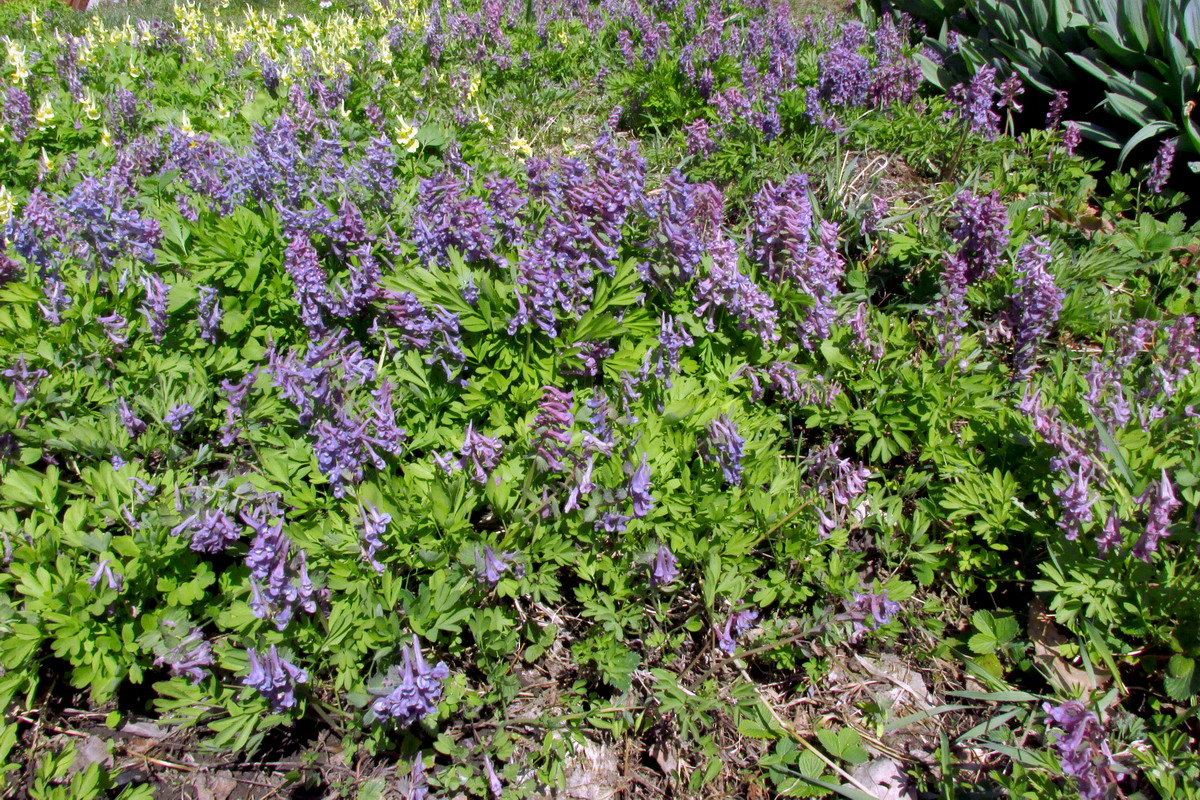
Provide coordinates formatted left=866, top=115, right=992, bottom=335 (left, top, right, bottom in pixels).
left=244, top=644, right=308, bottom=711
left=1009, top=237, right=1063, bottom=378
left=648, top=543, right=678, bottom=587
left=370, top=635, right=450, bottom=727
left=530, top=387, right=573, bottom=472
left=475, top=545, right=522, bottom=587
left=173, top=507, right=241, bottom=554
left=87, top=559, right=123, bottom=591
left=1132, top=469, right=1179, bottom=561
left=284, top=234, right=331, bottom=333
left=629, top=454, right=653, bottom=518
left=140, top=274, right=169, bottom=342
left=164, top=403, right=194, bottom=433
left=360, top=501, right=390, bottom=574
left=843, top=589, right=900, bottom=638
left=706, top=414, right=745, bottom=486
left=948, top=190, right=1009, bottom=282
left=808, top=440, right=871, bottom=537
left=98, top=311, right=129, bottom=348
left=817, top=23, right=870, bottom=107
left=947, top=65, right=1000, bottom=138
left=461, top=422, right=504, bottom=485
left=119, top=397, right=147, bottom=439
left=197, top=286, right=223, bottom=345
left=716, top=607, right=759, bottom=654
left=1147, top=138, right=1176, bottom=194
left=1062, top=122, right=1081, bottom=156
left=2, top=356, right=48, bottom=405
left=1046, top=90, right=1069, bottom=129
left=154, top=627, right=213, bottom=684
left=1043, top=701, right=1117, bottom=800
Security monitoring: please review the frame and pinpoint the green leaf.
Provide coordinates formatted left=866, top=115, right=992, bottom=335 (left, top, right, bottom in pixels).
left=1165, top=655, right=1200, bottom=701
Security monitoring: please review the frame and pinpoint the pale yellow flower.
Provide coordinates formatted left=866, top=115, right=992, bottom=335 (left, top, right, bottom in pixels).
left=100, top=126, right=112, bottom=148
left=179, top=109, right=195, bottom=136
left=0, top=186, right=15, bottom=228
left=82, top=91, right=101, bottom=122
left=34, top=96, right=55, bottom=129
left=395, top=119, right=420, bottom=153
left=510, top=135, right=533, bottom=158
left=40, top=148, right=53, bottom=173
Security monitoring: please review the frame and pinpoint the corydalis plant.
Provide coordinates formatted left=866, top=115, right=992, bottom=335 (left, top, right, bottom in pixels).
left=1009, top=237, right=1063, bottom=378
left=243, top=645, right=308, bottom=711
left=367, top=635, right=450, bottom=727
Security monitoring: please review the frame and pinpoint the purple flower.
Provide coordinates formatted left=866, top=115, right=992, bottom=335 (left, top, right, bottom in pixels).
left=119, top=397, right=148, bottom=439
left=649, top=543, right=678, bottom=587
left=2, top=88, right=33, bottom=143
left=475, top=545, right=522, bottom=587
left=1096, top=507, right=1123, bottom=556
left=244, top=645, right=308, bottom=711
left=196, top=286, right=223, bottom=345
left=461, top=422, right=504, bottom=485
left=807, top=440, right=872, bottom=537
left=1054, top=465, right=1096, bottom=541
left=164, top=403, right=194, bottom=433
left=370, top=635, right=450, bottom=727
left=1062, top=122, right=1081, bottom=156
left=1147, top=138, right=1176, bottom=193
left=530, top=387, right=574, bottom=472
left=483, top=755, right=503, bottom=799
left=1046, top=90, right=1069, bottom=129
left=844, top=590, right=900, bottom=635
left=948, top=190, right=1009, bottom=282
left=140, top=274, right=169, bottom=342
left=997, top=73, right=1024, bottom=113
left=87, top=559, right=123, bottom=592
left=716, top=607, right=760, bottom=654
left=1043, top=701, right=1117, bottom=800
left=360, top=501, right=390, bottom=574
left=1009, top=237, right=1063, bottom=378
left=284, top=234, right=331, bottom=334
left=2, top=356, right=48, bottom=405
left=173, top=508, right=242, bottom=554
left=241, top=493, right=320, bottom=629
left=154, top=627, right=213, bottom=684
left=376, top=289, right=467, bottom=384
left=684, top=118, right=717, bottom=156
left=1132, top=470, right=1179, bottom=561
left=947, top=65, right=1000, bottom=138
left=411, top=171, right=497, bottom=266
left=98, top=312, right=129, bottom=348
left=817, top=23, right=871, bottom=107
left=629, top=454, right=654, bottom=518
left=705, top=414, right=745, bottom=486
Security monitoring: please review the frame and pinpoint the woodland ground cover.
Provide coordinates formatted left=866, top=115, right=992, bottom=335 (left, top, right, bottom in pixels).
left=0, top=0, right=1198, bottom=797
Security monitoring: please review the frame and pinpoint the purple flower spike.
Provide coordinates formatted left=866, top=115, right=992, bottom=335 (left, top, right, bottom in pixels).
left=173, top=508, right=241, bottom=554
left=1046, top=90, right=1069, bottom=129
left=370, top=635, right=450, bottom=727
left=649, top=543, right=678, bottom=588
left=1147, top=138, right=1176, bottom=194
left=360, top=502, right=391, bottom=574
left=197, top=286, right=223, bottom=345
left=140, top=274, right=169, bottom=343
left=2, top=356, right=48, bottom=405
left=119, top=397, right=148, bottom=439
left=164, top=403, right=194, bottom=433
left=461, top=422, right=504, bottom=485
left=243, top=644, right=307, bottom=711
left=1096, top=508, right=1123, bottom=556
left=1062, top=122, right=1081, bottom=156
left=629, top=454, right=654, bottom=518
left=154, top=627, right=214, bottom=684
left=1043, top=701, right=1117, bottom=800
left=530, top=387, right=574, bottom=472
left=98, top=312, right=130, bottom=348
left=475, top=545, right=522, bottom=588
left=716, top=607, right=760, bottom=654
left=1010, top=237, right=1063, bottom=378
left=1132, top=470, right=1179, bottom=561
left=706, top=414, right=745, bottom=486
left=87, top=559, right=123, bottom=592
left=947, top=65, right=1000, bottom=139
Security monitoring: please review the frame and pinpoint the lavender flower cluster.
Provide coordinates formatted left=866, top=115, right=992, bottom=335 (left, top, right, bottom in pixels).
left=369, top=635, right=450, bottom=727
